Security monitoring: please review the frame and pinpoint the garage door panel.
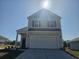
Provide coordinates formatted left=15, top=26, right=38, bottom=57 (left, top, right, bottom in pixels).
left=30, top=36, right=58, bottom=49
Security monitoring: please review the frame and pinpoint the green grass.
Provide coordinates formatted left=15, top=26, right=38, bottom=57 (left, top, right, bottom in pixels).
left=0, top=50, right=23, bottom=59
left=65, top=47, right=79, bottom=58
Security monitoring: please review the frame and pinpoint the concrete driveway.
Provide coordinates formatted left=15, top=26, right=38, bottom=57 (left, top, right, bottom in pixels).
left=15, top=49, right=76, bottom=59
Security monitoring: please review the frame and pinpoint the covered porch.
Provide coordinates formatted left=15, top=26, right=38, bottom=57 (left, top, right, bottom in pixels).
left=15, top=27, right=29, bottom=48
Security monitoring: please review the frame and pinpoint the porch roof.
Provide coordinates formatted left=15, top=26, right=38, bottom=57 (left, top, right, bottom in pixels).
left=16, top=27, right=28, bottom=34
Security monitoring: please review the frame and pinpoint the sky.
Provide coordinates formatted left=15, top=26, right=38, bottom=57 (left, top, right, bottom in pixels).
left=0, top=0, right=79, bottom=41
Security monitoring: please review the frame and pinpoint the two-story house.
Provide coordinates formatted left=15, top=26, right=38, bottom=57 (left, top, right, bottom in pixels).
left=16, top=8, right=63, bottom=49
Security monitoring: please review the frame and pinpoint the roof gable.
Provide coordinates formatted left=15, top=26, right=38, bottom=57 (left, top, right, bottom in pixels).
left=27, top=8, right=61, bottom=20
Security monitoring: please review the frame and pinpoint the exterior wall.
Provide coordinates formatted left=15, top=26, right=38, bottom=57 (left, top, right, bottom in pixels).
left=70, top=41, right=79, bottom=50
left=28, top=17, right=61, bottom=29
left=58, top=30, right=63, bottom=48
left=28, top=31, right=63, bottom=49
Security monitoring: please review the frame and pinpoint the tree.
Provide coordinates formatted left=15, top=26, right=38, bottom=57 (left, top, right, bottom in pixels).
left=9, top=40, right=20, bottom=45
left=63, top=41, right=67, bottom=47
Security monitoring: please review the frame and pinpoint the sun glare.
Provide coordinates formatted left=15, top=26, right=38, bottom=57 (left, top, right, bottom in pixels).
left=43, top=0, right=48, bottom=8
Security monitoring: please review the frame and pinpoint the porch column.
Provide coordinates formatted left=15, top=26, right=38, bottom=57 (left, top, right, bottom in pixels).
left=15, top=32, right=18, bottom=48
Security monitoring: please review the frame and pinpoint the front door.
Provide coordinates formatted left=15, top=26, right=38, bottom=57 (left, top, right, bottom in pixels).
left=22, top=38, right=26, bottom=48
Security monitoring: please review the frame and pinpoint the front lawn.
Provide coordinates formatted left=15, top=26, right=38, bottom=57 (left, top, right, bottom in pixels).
left=65, top=47, right=79, bottom=58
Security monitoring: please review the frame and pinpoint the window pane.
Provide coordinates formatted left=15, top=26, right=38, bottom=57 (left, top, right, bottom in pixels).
left=48, top=20, right=56, bottom=27
left=32, top=20, right=40, bottom=27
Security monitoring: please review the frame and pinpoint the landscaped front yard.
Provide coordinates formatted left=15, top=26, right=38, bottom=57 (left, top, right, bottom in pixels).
left=65, top=47, right=79, bottom=58
left=0, top=49, right=23, bottom=59
left=0, top=45, right=20, bottom=49
left=0, top=44, right=23, bottom=59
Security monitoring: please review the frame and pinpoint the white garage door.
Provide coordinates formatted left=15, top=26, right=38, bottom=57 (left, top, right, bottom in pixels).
left=30, top=36, right=58, bottom=49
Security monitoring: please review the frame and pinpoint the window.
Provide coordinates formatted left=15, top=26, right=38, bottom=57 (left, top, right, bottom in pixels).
left=32, top=20, right=40, bottom=27
left=48, top=20, right=56, bottom=27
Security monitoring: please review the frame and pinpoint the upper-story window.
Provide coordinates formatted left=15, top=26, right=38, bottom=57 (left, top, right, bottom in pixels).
left=32, top=20, right=40, bottom=27
left=48, top=20, right=56, bottom=27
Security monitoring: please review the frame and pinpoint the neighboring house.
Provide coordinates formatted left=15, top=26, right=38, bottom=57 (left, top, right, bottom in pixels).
left=0, top=35, right=9, bottom=45
left=16, top=8, right=63, bottom=49
left=69, top=37, right=79, bottom=50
